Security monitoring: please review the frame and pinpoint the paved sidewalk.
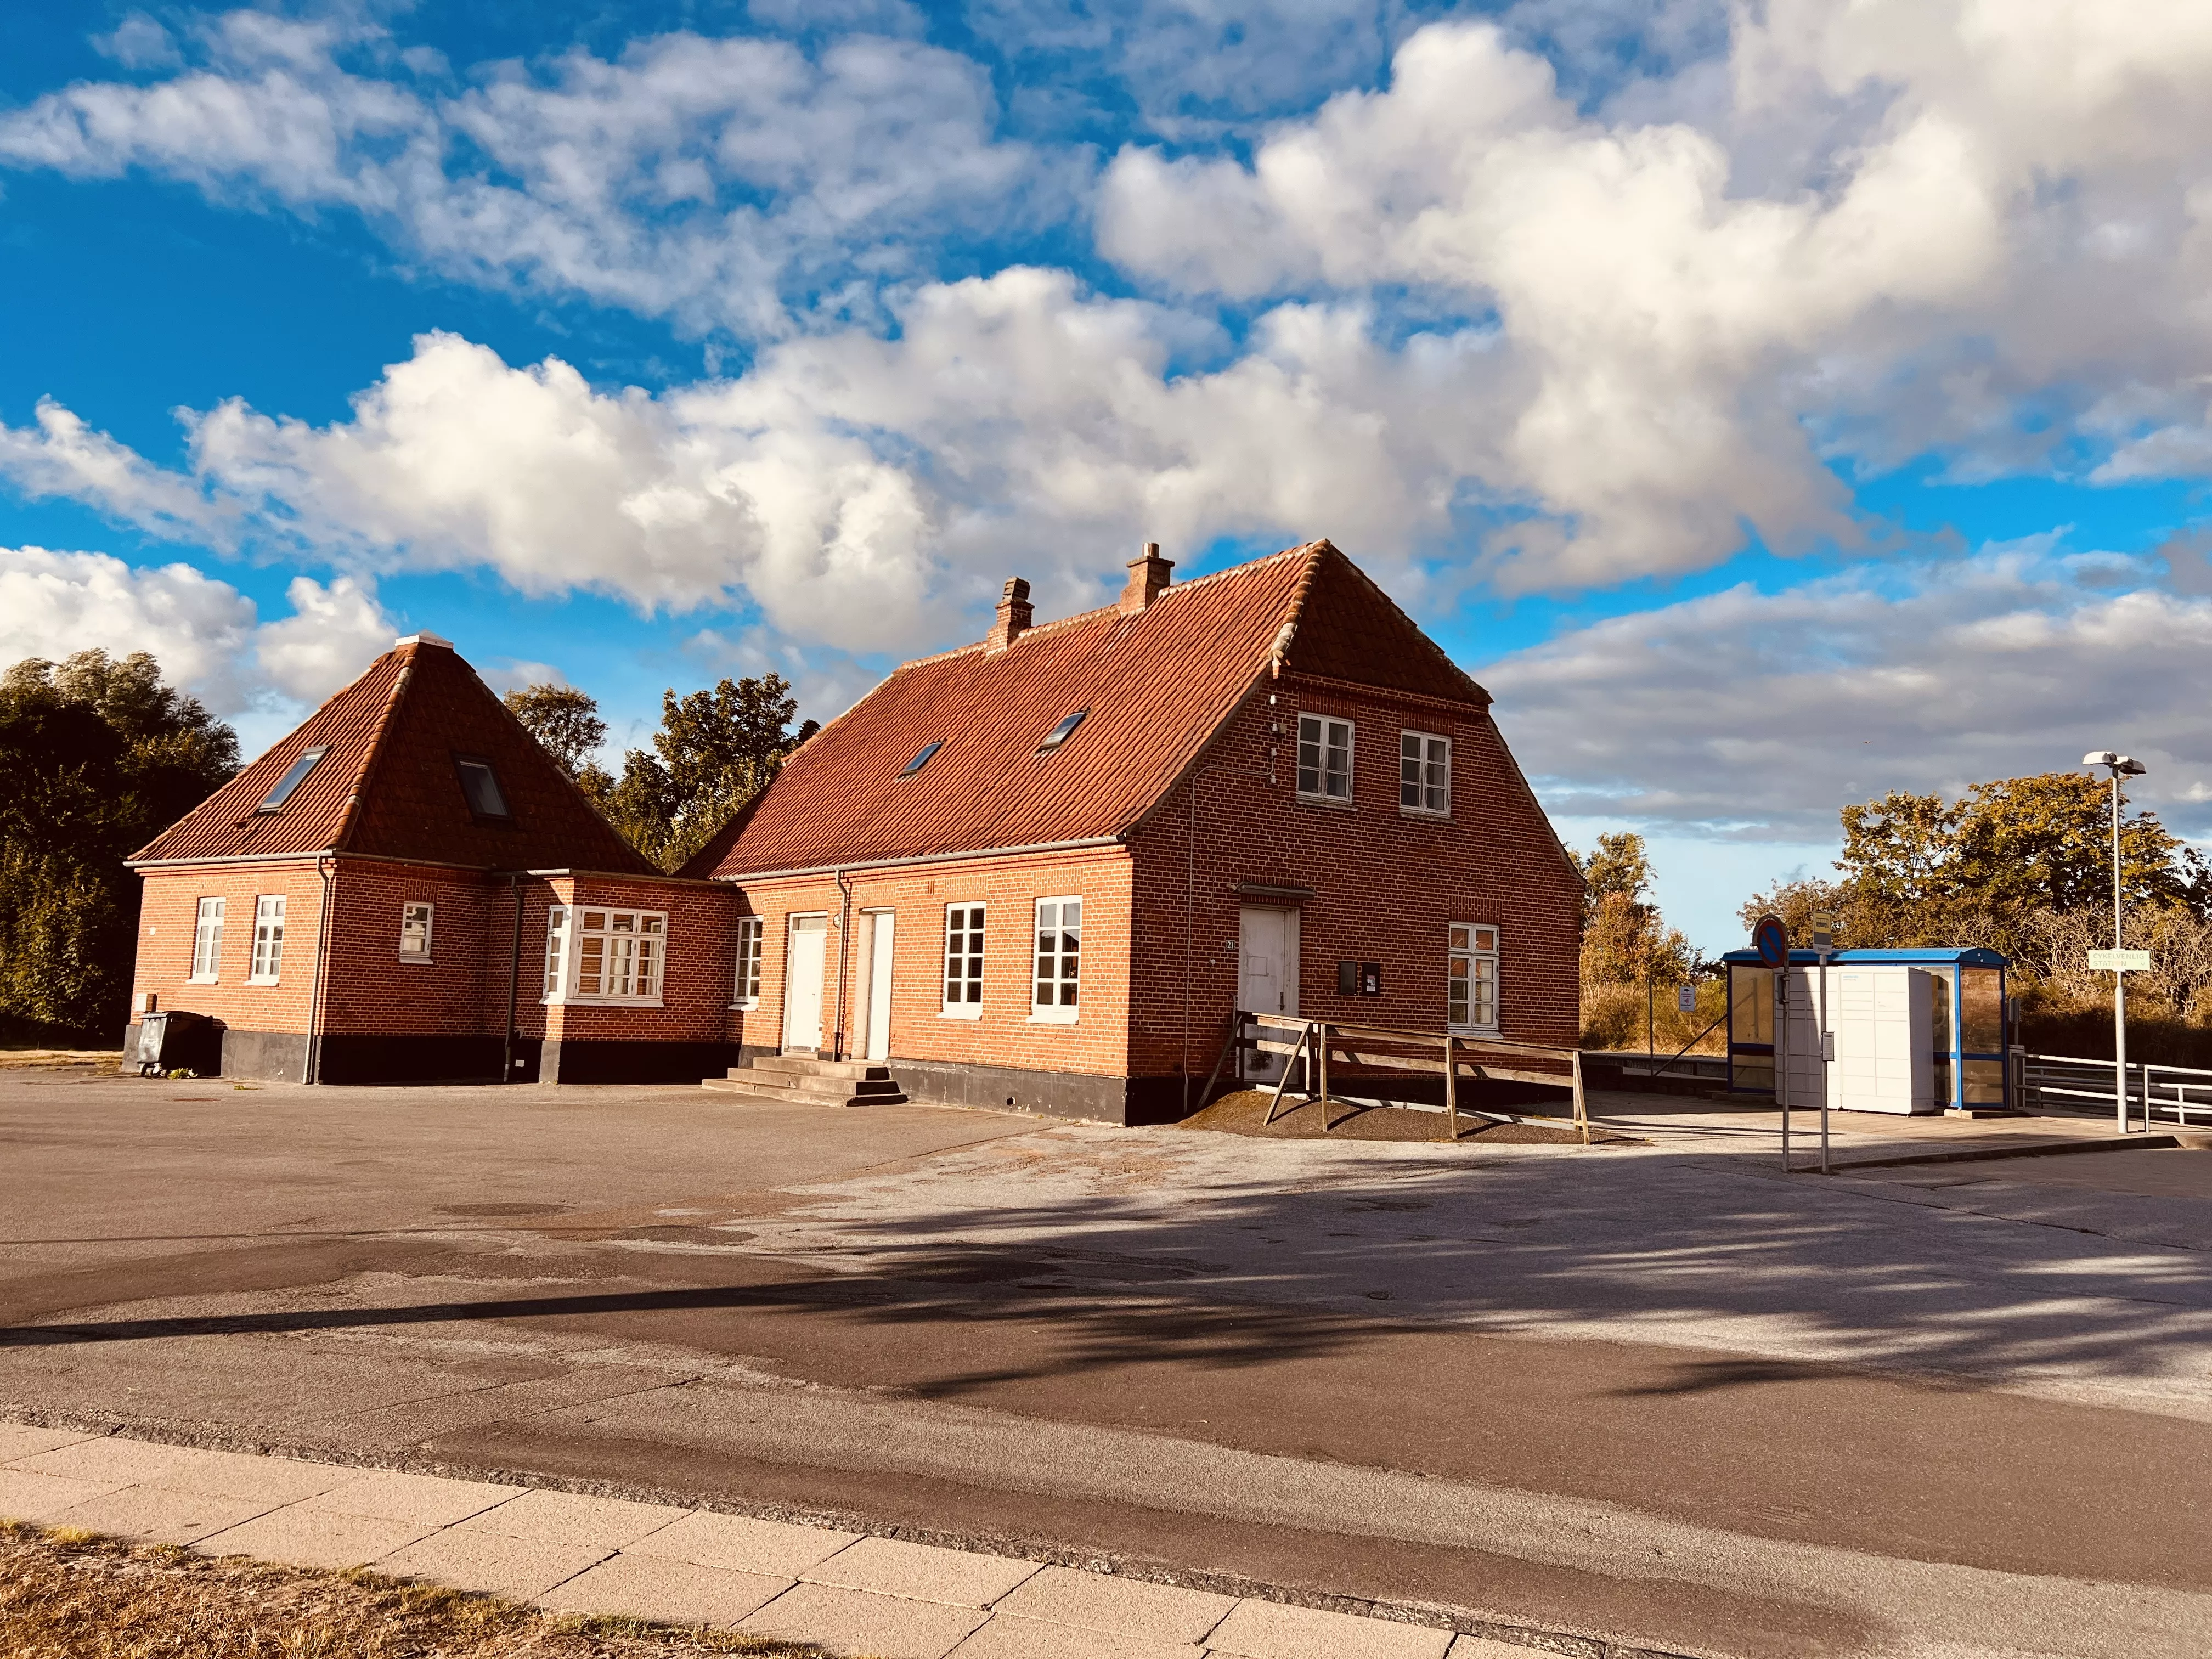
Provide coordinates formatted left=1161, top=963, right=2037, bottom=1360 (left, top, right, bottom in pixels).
left=0, top=1420, right=1525, bottom=1659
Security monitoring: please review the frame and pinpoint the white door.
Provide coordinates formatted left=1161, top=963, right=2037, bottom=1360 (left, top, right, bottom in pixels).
left=1238, top=906, right=1299, bottom=1081
left=861, top=910, right=895, bottom=1063
left=783, top=916, right=827, bottom=1053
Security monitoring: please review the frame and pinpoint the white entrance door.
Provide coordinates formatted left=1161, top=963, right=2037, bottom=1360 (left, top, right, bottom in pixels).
left=784, top=916, right=827, bottom=1053
left=860, top=910, right=895, bottom=1063
left=1238, top=906, right=1300, bottom=1081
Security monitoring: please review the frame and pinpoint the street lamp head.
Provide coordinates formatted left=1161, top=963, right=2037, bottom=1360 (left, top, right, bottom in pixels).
left=2116, top=757, right=2147, bottom=777
left=2083, top=751, right=2119, bottom=766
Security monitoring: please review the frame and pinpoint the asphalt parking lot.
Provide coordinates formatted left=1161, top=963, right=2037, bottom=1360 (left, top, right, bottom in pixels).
left=3, top=1066, right=2209, bottom=1657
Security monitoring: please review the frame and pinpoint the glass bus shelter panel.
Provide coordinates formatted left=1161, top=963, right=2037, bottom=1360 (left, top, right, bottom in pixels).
left=1926, top=965, right=1956, bottom=1110
left=1727, top=963, right=1775, bottom=1093
left=1960, top=966, right=2006, bottom=1105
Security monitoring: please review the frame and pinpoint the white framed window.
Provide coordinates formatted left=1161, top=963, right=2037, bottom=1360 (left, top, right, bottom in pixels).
left=1031, top=897, right=1081, bottom=1022
left=399, top=902, right=434, bottom=961
left=1296, top=714, right=1354, bottom=803
left=544, top=906, right=666, bottom=1004
left=189, top=897, right=224, bottom=983
left=1401, top=731, right=1450, bottom=816
left=248, top=895, right=286, bottom=984
left=732, top=916, right=764, bottom=1007
left=1449, top=923, right=1499, bottom=1033
left=943, top=903, right=985, bottom=1017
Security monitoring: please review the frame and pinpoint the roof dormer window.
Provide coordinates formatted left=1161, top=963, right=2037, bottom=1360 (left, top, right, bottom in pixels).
left=900, top=740, right=944, bottom=778
left=1038, top=709, right=1089, bottom=753
left=455, top=757, right=511, bottom=820
left=256, top=747, right=328, bottom=813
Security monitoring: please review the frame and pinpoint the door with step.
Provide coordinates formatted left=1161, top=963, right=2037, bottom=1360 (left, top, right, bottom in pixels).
left=783, top=915, right=827, bottom=1054
left=860, top=910, right=895, bottom=1064
left=1238, top=905, right=1299, bottom=1082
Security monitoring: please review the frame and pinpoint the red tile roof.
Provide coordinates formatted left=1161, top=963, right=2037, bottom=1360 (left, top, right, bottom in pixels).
left=132, top=637, right=657, bottom=874
left=687, top=541, right=1489, bottom=879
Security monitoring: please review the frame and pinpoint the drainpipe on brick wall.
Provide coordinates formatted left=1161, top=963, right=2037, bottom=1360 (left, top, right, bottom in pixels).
left=832, top=868, right=853, bottom=1060
left=502, top=874, right=524, bottom=1082
left=304, top=855, right=336, bottom=1085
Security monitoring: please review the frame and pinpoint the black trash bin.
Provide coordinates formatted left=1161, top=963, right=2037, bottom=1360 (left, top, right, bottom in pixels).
left=136, top=1009, right=217, bottom=1076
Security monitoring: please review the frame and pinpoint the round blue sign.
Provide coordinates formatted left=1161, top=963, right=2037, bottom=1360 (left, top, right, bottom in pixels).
left=1754, top=914, right=1790, bottom=969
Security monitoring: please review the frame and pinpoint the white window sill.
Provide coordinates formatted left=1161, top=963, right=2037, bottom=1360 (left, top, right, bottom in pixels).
left=1448, top=1025, right=1503, bottom=1041
left=1400, top=806, right=1451, bottom=820
left=1296, top=792, right=1355, bottom=809
left=246, top=977, right=280, bottom=987
left=729, top=1000, right=759, bottom=1012
left=940, top=1005, right=984, bottom=1020
left=398, top=955, right=433, bottom=965
left=187, top=974, right=218, bottom=986
left=1028, top=1007, right=1080, bottom=1024
left=543, top=996, right=666, bottom=1009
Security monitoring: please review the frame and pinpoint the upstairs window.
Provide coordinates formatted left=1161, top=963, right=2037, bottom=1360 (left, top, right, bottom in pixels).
left=733, top=916, right=764, bottom=1006
left=1449, top=923, right=1499, bottom=1032
left=190, top=897, right=224, bottom=983
left=1038, top=710, right=1088, bottom=752
left=1032, top=898, right=1081, bottom=1022
left=399, top=902, right=434, bottom=961
left=1297, top=715, right=1353, bottom=802
left=249, top=895, right=286, bottom=984
left=455, top=757, right=510, bottom=819
left=1401, top=731, right=1451, bottom=815
left=900, top=741, right=944, bottom=778
left=257, top=748, right=327, bottom=812
left=943, top=904, right=985, bottom=1015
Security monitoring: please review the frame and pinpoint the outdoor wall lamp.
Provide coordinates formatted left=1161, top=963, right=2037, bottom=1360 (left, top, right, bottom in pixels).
left=2081, top=750, right=2148, bottom=1132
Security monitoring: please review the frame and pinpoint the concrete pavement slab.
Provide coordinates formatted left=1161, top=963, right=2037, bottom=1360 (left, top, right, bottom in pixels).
left=50, top=1483, right=280, bottom=1545
left=0, top=1466, right=129, bottom=1523
left=373, top=1527, right=613, bottom=1600
left=991, top=1565, right=1235, bottom=1644
left=947, top=1613, right=1204, bottom=1658
left=0, top=1424, right=98, bottom=1462
left=1446, top=1639, right=1551, bottom=1659
left=451, top=1486, right=686, bottom=1550
left=741, top=1581, right=990, bottom=1659
left=805, top=1535, right=1041, bottom=1607
left=538, top=1551, right=791, bottom=1626
left=301, top=1468, right=523, bottom=1525
left=1206, top=1600, right=1456, bottom=1659
left=196, top=1505, right=434, bottom=1571
left=624, top=1508, right=860, bottom=1575
left=14, top=1435, right=211, bottom=1485
left=141, top=1448, right=351, bottom=1504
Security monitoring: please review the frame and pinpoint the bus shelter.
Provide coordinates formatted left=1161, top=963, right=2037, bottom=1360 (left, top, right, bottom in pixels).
left=1723, top=947, right=2011, bottom=1114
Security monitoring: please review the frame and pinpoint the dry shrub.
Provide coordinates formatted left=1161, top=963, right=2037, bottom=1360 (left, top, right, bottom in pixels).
left=1580, top=979, right=1726, bottom=1056
left=0, top=1522, right=838, bottom=1659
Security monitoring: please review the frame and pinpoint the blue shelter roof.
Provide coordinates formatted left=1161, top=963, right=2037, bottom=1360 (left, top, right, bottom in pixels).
left=1720, top=947, right=2009, bottom=968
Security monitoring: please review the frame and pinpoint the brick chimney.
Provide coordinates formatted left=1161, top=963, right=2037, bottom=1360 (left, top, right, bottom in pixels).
left=1119, top=541, right=1174, bottom=616
left=986, top=577, right=1034, bottom=652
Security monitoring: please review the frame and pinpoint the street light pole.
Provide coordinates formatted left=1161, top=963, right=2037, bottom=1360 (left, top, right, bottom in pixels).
left=2083, top=751, right=2146, bottom=1133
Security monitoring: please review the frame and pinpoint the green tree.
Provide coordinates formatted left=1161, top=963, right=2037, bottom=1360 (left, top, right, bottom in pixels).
left=504, top=683, right=615, bottom=798
left=1575, top=832, right=1694, bottom=986
left=0, top=651, right=238, bottom=1041
left=600, top=674, right=819, bottom=871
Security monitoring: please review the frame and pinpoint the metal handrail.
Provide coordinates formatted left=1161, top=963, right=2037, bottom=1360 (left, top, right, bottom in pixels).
left=2020, top=1052, right=2210, bottom=1127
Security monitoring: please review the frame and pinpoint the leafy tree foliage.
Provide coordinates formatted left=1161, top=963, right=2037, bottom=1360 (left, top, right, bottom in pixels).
left=503, top=684, right=610, bottom=784
left=1575, top=831, right=1696, bottom=987
left=0, top=652, right=238, bottom=1041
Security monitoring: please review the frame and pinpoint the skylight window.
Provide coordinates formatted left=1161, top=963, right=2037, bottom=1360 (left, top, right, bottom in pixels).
left=900, top=740, right=944, bottom=778
left=1038, top=710, right=1090, bottom=753
left=256, top=748, right=328, bottom=813
left=455, top=757, right=510, bottom=819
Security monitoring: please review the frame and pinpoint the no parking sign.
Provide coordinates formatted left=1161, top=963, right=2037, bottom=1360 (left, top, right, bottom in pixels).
left=1754, top=913, right=1790, bottom=969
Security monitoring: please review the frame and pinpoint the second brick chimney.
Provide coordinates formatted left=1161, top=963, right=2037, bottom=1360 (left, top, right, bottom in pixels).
left=1119, top=541, right=1174, bottom=616
left=986, top=577, right=1034, bottom=652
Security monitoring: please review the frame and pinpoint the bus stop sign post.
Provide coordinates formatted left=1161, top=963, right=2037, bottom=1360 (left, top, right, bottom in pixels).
left=1755, top=916, right=1791, bottom=1171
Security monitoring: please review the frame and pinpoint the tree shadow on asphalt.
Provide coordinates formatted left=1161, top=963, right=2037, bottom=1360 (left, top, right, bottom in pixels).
left=4, top=1138, right=2209, bottom=1403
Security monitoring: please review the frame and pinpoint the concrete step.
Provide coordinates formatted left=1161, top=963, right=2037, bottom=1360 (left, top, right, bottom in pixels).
left=752, top=1053, right=896, bottom=1082
left=702, top=1073, right=909, bottom=1108
left=727, top=1065, right=904, bottom=1097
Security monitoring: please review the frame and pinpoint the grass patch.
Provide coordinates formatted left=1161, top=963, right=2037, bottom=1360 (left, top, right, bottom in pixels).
left=0, top=1520, right=848, bottom=1657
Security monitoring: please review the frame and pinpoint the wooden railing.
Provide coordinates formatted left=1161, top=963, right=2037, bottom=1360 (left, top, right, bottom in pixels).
left=1199, top=1011, right=1591, bottom=1143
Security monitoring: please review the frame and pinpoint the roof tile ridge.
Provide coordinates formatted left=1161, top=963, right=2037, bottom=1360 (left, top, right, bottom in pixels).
left=328, top=647, right=417, bottom=853
left=1162, top=543, right=1309, bottom=597
left=1267, top=541, right=1330, bottom=673
left=896, top=641, right=988, bottom=672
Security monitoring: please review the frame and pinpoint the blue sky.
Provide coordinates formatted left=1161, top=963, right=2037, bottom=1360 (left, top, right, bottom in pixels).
left=3, top=1, right=2211, bottom=952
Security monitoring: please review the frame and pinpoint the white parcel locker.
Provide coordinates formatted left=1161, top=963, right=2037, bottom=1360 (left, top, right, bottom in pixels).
left=1776, top=964, right=1937, bottom=1115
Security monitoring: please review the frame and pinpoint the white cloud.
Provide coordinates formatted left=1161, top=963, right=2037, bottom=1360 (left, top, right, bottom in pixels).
left=0, top=546, right=393, bottom=716
left=1485, top=539, right=2212, bottom=840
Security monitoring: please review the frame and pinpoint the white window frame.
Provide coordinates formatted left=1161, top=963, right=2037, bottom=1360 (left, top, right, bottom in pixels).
left=189, top=896, right=224, bottom=984
left=247, top=895, right=286, bottom=985
left=1400, top=730, right=1451, bottom=817
left=542, top=905, right=667, bottom=1006
left=399, top=901, right=434, bottom=962
left=731, top=915, right=764, bottom=1009
left=1296, top=713, right=1355, bottom=804
left=1449, top=922, right=1500, bottom=1036
left=941, top=902, right=985, bottom=1018
left=1030, top=896, right=1081, bottom=1024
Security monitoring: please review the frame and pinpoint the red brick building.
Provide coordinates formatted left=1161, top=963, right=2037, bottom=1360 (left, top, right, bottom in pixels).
left=126, top=541, right=1582, bottom=1119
